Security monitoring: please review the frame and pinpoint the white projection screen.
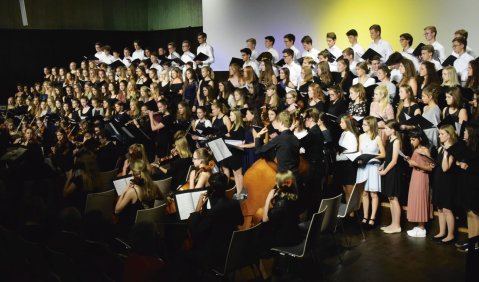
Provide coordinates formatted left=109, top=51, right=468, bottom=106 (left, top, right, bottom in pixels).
left=202, top=0, right=479, bottom=71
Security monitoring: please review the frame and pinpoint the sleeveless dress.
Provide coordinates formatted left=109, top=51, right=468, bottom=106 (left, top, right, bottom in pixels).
left=422, top=105, right=441, bottom=148
left=382, top=138, right=402, bottom=197
left=431, top=148, right=456, bottom=209
left=242, top=126, right=258, bottom=173
left=212, top=115, right=228, bottom=137
left=356, top=135, right=381, bottom=192
left=406, top=151, right=433, bottom=223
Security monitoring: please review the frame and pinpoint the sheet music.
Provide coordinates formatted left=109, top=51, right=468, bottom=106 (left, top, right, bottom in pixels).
left=113, top=176, right=133, bottom=196
left=345, top=151, right=361, bottom=162
left=224, top=139, right=243, bottom=146
left=176, top=190, right=211, bottom=220
left=207, top=138, right=232, bottom=162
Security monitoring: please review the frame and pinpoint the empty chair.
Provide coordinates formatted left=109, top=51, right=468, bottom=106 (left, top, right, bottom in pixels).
left=135, top=203, right=167, bottom=238
left=270, top=210, right=326, bottom=273
left=319, top=194, right=342, bottom=233
left=84, top=189, right=116, bottom=222
left=96, top=169, right=118, bottom=192
left=212, top=223, right=263, bottom=281
left=336, top=180, right=366, bottom=244
left=153, top=177, right=172, bottom=196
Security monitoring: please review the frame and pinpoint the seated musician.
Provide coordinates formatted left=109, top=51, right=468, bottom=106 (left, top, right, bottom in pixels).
left=152, top=133, right=193, bottom=189
left=115, top=159, right=159, bottom=236
left=120, top=143, right=152, bottom=177
left=182, top=147, right=214, bottom=190
left=177, top=173, right=244, bottom=280
left=255, top=111, right=300, bottom=178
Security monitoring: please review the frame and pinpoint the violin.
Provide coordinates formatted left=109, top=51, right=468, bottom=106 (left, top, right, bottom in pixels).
left=177, top=160, right=215, bottom=191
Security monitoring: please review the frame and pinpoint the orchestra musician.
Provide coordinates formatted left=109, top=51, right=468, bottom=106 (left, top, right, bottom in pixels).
left=183, top=147, right=214, bottom=190
left=148, top=99, right=174, bottom=159
left=255, top=111, right=300, bottom=179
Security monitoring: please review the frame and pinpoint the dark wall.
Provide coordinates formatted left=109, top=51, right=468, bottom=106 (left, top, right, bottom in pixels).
left=0, top=27, right=203, bottom=103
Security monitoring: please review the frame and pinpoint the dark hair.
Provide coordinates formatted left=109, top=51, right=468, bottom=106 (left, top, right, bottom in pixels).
left=301, top=35, right=312, bottom=44
left=198, top=32, right=207, bottom=38
left=369, top=24, right=381, bottom=33
left=282, top=48, right=294, bottom=57
left=240, top=48, right=252, bottom=56
left=452, top=36, right=467, bottom=48
left=208, top=172, right=228, bottom=197
left=265, top=35, right=275, bottom=44
left=284, top=33, right=295, bottom=43
left=400, top=33, right=413, bottom=46
left=346, top=29, right=358, bottom=37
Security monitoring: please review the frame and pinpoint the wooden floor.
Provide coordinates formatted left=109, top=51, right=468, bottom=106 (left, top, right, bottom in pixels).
left=231, top=223, right=466, bottom=282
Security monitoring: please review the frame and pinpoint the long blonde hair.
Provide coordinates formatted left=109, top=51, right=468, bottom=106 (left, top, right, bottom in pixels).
left=374, top=85, right=389, bottom=112
left=130, top=160, right=157, bottom=201
left=230, top=110, right=244, bottom=131
left=363, top=116, right=379, bottom=140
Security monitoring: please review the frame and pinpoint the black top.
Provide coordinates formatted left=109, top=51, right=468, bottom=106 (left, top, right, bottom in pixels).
left=155, top=114, right=174, bottom=157
left=212, top=115, right=228, bottom=137
left=327, top=99, right=348, bottom=118
left=255, top=129, right=300, bottom=176
left=168, top=156, right=192, bottom=188
left=399, top=104, right=421, bottom=123
left=300, top=125, right=325, bottom=163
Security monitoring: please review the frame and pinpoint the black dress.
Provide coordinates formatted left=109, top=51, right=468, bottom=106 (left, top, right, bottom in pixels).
left=431, top=148, right=456, bottom=209
left=456, top=149, right=479, bottom=213
left=212, top=115, right=228, bottom=137
left=382, top=138, right=402, bottom=198
left=225, top=126, right=245, bottom=171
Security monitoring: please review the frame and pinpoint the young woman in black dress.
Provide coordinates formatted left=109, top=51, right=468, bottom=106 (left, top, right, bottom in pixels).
left=379, top=120, right=403, bottom=234
left=432, top=125, right=458, bottom=243
left=225, top=109, right=245, bottom=194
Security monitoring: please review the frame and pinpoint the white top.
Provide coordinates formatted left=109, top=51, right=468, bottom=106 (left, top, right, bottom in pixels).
left=290, top=45, right=301, bottom=61
left=368, top=39, right=393, bottom=63
left=336, top=131, right=358, bottom=161
left=101, top=54, right=115, bottom=64
left=251, top=49, right=259, bottom=61
left=377, top=81, right=397, bottom=104
left=431, top=41, right=446, bottom=63
left=181, top=51, right=197, bottom=69
left=285, top=62, right=302, bottom=86
left=428, top=59, right=443, bottom=71
left=95, top=51, right=105, bottom=61
left=243, top=60, right=260, bottom=77
left=454, top=52, right=474, bottom=84
left=167, top=52, right=181, bottom=59
left=401, top=52, right=420, bottom=71
left=132, top=49, right=145, bottom=61
left=390, top=68, right=402, bottom=84
left=302, top=48, right=320, bottom=63
left=351, top=43, right=365, bottom=62
left=352, top=77, right=376, bottom=88
left=122, top=56, right=132, bottom=67
left=328, top=45, right=343, bottom=61
left=267, top=47, right=280, bottom=63
left=150, top=63, right=163, bottom=73
left=197, top=43, right=215, bottom=66
left=350, top=60, right=358, bottom=75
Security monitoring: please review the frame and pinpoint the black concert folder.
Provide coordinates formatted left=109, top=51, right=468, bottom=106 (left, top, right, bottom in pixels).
left=322, top=49, right=336, bottom=63
left=361, top=48, right=382, bottom=61
left=412, top=43, right=426, bottom=57
left=131, top=58, right=142, bottom=65
left=109, top=60, right=125, bottom=68
left=402, top=115, right=434, bottom=129
left=229, top=57, right=244, bottom=66
left=335, top=55, right=344, bottom=62
left=441, top=55, right=457, bottom=67
left=345, top=152, right=381, bottom=167
left=160, top=58, right=173, bottom=66
left=172, top=57, right=185, bottom=66
left=194, top=52, right=209, bottom=62
left=275, top=59, right=286, bottom=67
left=84, top=55, right=100, bottom=61
left=144, top=100, right=159, bottom=112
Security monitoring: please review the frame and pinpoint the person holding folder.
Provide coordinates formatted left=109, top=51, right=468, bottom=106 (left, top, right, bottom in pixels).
left=357, top=116, right=386, bottom=227
left=195, top=32, right=214, bottom=67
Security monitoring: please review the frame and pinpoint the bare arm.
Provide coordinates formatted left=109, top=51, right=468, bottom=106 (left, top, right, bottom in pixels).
left=442, top=149, right=454, bottom=172
left=380, top=139, right=399, bottom=175
left=115, top=186, right=135, bottom=214
left=262, top=189, right=275, bottom=222
left=376, top=136, right=386, bottom=159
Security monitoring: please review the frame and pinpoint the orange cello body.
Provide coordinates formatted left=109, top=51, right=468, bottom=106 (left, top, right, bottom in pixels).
left=240, top=156, right=309, bottom=229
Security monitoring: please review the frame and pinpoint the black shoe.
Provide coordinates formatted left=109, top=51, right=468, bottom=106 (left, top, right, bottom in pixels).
left=457, top=244, right=469, bottom=252
left=368, top=218, right=376, bottom=228
left=441, top=238, right=455, bottom=245
left=431, top=235, right=446, bottom=242
left=455, top=240, right=468, bottom=248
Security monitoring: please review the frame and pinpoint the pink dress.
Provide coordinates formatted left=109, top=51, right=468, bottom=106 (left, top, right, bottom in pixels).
left=407, top=151, right=433, bottom=223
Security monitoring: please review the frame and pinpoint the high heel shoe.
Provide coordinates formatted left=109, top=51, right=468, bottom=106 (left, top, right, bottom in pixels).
left=368, top=218, right=376, bottom=227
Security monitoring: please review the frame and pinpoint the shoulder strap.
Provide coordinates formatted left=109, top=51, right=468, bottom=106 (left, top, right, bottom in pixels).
left=132, top=186, right=143, bottom=204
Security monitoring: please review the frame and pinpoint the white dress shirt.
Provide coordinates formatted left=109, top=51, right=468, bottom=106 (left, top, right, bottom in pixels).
left=132, top=49, right=145, bottom=61
left=351, top=43, right=365, bottom=62
left=251, top=49, right=259, bottom=61
left=285, top=62, right=302, bottom=86
left=290, top=45, right=301, bottom=62
left=267, top=47, right=280, bottom=63
left=431, top=41, right=446, bottom=63
left=401, top=52, right=420, bottom=71
left=353, top=77, right=376, bottom=88
left=336, top=131, right=358, bottom=161
left=328, top=45, right=343, bottom=60
left=454, top=52, right=474, bottom=84
left=122, top=56, right=132, bottom=67
left=390, top=69, right=403, bottom=84
left=196, top=43, right=215, bottom=66
left=452, top=46, right=476, bottom=59
left=368, top=39, right=393, bottom=63
left=302, top=48, right=320, bottom=63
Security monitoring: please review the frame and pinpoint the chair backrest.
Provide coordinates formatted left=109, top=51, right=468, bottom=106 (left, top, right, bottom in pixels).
left=84, top=189, right=116, bottom=221
left=300, top=210, right=326, bottom=257
left=153, top=177, right=172, bottom=196
left=318, top=194, right=342, bottom=233
left=344, top=180, right=366, bottom=216
left=135, top=203, right=167, bottom=237
left=96, top=169, right=119, bottom=192
left=220, top=223, right=263, bottom=275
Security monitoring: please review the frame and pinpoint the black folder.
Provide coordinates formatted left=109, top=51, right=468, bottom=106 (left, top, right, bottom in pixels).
left=412, top=43, right=426, bottom=57
left=402, top=115, right=434, bottom=129
left=194, top=52, right=209, bottom=61
left=441, top=55, right=457, bottom=67
left=361, top=48, right=382, bottom=61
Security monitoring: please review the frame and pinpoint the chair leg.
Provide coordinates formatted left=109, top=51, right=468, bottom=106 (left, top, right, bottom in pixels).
left=338, top=219, right=351, bottom=247
left=331, top=232, right=344, bottom=264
